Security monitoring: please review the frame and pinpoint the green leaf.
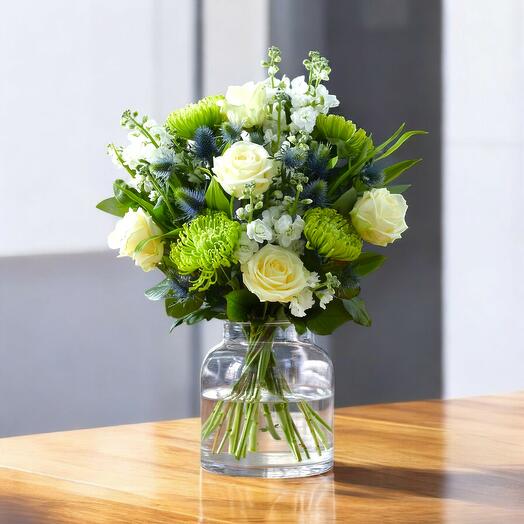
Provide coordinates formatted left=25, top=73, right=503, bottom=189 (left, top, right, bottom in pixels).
left=96, top=197, right=129, bottom=217
left=145, top=278, right=173, bottom=301
left=351, top=252, right=386, bottom=277
left=373, top=123, right=405, bottom=155
left=388, top=184, right=411, bottom=194
left=336, top=287, right=360, bottom=300
left=375, top=131, right=427, bottom=162
left=343, top=297, right=371, bottom=327
left=327, top=155, right=338, bottom=170
left=165, top=295, right=203, bottom=318
left=205, top=177, right=230, bottom=215
left=225, top=289, right=260, bottom=321
left=383, top=159, right=421, bottom=185
left=113, top=180, right=156, bottom=215
left=306, top=299, right=352, bottom=336
left=333, top=187, right=357, bottom=214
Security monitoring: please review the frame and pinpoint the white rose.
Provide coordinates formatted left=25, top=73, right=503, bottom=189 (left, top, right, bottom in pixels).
left=350, top=188, right=408, bottom=247
left=212, top=141, right=276, bottom=199
left=241, top=244, right=309, bottom=303
left=222, top=81, right=267, bottom=128
left=247, top=219, right=273, bottom=244
left=107, top=208, right=164, bottom=271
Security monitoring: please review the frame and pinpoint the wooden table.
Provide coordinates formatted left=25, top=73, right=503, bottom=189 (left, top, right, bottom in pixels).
left=1, top=392, right=523, bottom=523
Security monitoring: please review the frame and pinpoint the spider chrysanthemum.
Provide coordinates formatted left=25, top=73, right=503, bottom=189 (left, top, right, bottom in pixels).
left=304, top=208, right=362, bottom=261
left=166, top=95, right=224, bottom=140
left=170, top=212, right=241, bottom=291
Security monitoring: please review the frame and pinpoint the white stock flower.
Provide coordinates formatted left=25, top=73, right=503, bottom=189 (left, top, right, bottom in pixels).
left=274, top=214, right=305, bottom=248
left=350, top=188, right=408, bottom=246
left=234, top=231, right=259, bottom=263
left=241, top=244, right=309, bottom=303
left=223, top=81, right=268, bottom=128
left=286, top=76, right=312, bottom=108
left=315, top=85, right=340, bottom=114
left=107, top=208, right=164, bottom=272
left=121, top=134, right=155, bottom=170
left=246, top=219, right=273, bottom=244
left=262, top=205, right=283, bottom=227
left=290, top=288, right=315, bottom=317
left=316, top=289, right=334, bottom=310
left=290, top=106, right=319, bottom=133
left=213, top=142, right=276, bottom=199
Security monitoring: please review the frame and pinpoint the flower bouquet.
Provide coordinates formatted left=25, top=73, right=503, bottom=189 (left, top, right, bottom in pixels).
left=98, top=47, right=425, bottom=477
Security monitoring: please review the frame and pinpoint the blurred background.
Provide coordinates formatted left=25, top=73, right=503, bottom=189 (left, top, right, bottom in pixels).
left=1, top=0, right=522, bottom=437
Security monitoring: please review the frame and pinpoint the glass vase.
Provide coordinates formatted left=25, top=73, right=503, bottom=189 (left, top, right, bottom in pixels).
left=200, top=321, right=334, bottom=478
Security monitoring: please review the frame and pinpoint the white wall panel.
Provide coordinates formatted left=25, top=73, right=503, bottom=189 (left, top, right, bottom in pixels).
left=0, top=0, right=194, bottom=256
left=443, top=0, right=524, bottom=396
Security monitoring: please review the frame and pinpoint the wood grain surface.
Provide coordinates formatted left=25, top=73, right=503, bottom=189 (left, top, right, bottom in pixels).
left=1, top=392, right=524, bottom=523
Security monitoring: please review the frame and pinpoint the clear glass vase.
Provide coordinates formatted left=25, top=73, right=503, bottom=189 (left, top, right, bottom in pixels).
left=201, top=321, right=334, bottom=478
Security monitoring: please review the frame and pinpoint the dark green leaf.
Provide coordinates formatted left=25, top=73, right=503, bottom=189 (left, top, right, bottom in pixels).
left=96, top=197, right=129, bottom=217
left=333, top=187, right=357, bottom=214
left=383, top=159, right=421, bottom=185
left=145, top=278, right=172, bottom=301
left=306, top=299, right=352, bottom=336
left=205, top=177, right=230, bottom=214
left=336, top=284, right=361, bottom=300
left=343, top=297, right=371, bottom=327
left=226, top=289, right=260, bottom=321
left=351, top=252, right=386, bottom=277
left=165, top=295, right=203, bottom=318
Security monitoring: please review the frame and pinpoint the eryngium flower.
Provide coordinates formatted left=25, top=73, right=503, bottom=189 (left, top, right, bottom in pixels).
left=170, top=212, right=241, bottom=290
left=303, top=208, right=362, bottom=261
left=166, top=95, right=224, bottom=140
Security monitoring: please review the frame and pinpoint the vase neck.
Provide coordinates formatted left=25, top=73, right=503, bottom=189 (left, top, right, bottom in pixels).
left=223, top=322, right=313, bottom=344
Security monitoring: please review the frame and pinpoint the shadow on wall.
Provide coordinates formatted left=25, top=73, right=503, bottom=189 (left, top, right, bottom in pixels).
left=0, top=252, right=197, bottom=437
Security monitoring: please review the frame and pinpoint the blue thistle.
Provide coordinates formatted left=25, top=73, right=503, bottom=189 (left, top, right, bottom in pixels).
left=306, top=143, right=331, bottom=177
left=173, top=187, right=206, bottom=220
left=170, top=275, right=190, bottom=300
left=249, top=130, right=265, bottom=145
left=283, top=146, right=307, bottom=169
left=361, top=164, right=384, bottom=187
left=220, top=122, right=242, bottom=145
left=302, top=179, right=329, bottom=207
left=193, top=126, right=218, bottom=164
left=149, top=147, right=177, bottom=184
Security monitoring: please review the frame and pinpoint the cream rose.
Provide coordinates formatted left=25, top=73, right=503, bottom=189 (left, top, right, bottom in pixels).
left=241, top=244, right=309, bottom=303
left=350, top=188, right=408, bottom=247
left=212, top=142, right=275, bottom=198
left=222, top=81, right=267, bottom=128
left=107, top=208, right=164, bottom=271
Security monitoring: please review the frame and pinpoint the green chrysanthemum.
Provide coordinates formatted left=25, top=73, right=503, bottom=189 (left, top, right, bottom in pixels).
left=315, top=114, right=373, bottom=160
left=170, top=212, right=241, bottom=291
left=166, top=95, right=224, bottom=140
left=304, top=208, right=362, bottom=261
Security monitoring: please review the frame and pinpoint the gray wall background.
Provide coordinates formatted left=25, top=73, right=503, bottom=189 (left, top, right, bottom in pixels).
left=271, top=0, right=442, bottom=405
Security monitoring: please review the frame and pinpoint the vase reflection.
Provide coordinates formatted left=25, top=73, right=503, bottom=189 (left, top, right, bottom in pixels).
left=199, top=469, right=335, bottom=522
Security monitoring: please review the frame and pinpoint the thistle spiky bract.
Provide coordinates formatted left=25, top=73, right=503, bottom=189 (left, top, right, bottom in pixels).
left=193, top=126, right=218, bottom=164
left=173, top=187, right=205, bottom=220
